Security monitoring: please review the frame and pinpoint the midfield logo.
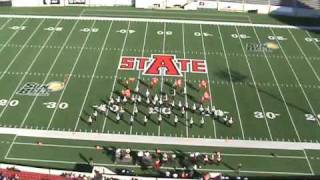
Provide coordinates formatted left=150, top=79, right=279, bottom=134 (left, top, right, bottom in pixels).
left=119, top=54, right=207, bottom=77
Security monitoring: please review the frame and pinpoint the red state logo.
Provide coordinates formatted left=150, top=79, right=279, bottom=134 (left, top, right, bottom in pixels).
left=143, top=55, right=182, bottom=77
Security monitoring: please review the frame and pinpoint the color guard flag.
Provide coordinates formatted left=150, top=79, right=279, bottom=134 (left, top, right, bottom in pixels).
left=150, top=77, right=159, bottom=87
left=174, top=79, right=183, bottom=88
left=125, top=77, right=136, bottom=85
left=198, top=80, right=208, bottom=89
left=121, top=89, right=131, bottom=98
left=201, top=91, right=211, bottom=102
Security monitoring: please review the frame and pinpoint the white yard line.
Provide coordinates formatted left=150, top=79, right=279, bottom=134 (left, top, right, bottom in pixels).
left=305, top=31, right=320, bottom=51
left=20, top=19, right=76, bottom=128
left=0, top=18, right=11, bottom=30
left=182, top=23, right=189, bottom=138
left=1, top=127, right=320, bottom=150
left=199, top=24, right=216, bottom=139
left=4, top=156, right=312, bottom=176
left=12, top=141, right=306, bottom=159
left=303, top=149, right=314, bottom=175
left=288, top=29, right=320, bottom=83
left=270, top=28, right=320, bottom=127
left=158, top=22, right=166, bottom=136
left=4, top=135, right=17, bottom=159
left=101, top=22, right=131, bottom=133
left=251, top=26, right=302, bottom=142
left=217, top=25, right=245, bottom=139
left=0, top=19, right=48, bottom=120
left=46, top=20, right=97, bottom=129
left=73, top=21, right=114, bottom=131
left=234, top=26, right=273, bottom=141
left=0, top=19, right=29, bottom=73
left=0, top=14, right=319, bottom=30
left=0, top=18, right=30, bottom=80
left=129, top=22, right=148, bottom=135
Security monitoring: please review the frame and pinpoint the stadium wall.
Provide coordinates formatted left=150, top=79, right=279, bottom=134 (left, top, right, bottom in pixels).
left=11, top=0, right=134, bottom=7
left=10, top=0, right=320, bottom=18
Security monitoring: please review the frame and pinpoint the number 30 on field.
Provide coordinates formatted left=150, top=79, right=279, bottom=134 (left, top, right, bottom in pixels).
left=254, top=111, right=280, bottom=120
left=43, top=102, right=68, bottom=109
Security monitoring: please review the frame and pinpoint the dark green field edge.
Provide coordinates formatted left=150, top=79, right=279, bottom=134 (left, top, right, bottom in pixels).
left=0, top=6, right=319, bottom=26
left=1, top=136, right=316, bottom=176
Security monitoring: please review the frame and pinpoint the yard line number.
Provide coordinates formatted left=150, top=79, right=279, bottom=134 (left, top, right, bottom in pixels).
left=305, top=114, right=320, bottom=121
left=43, top=102, right=68, bottom=109
left=116, top=29, right=135, bottom=34
left=194, top=32, right=213, bottom=37
left=254, top=111, right=280, bottom=120
left=157, top=31, right=172, bottom=35
left=80, top=28, right=99, bottom=33
left=268, top=36, right=287, bottom=41
left=9, top=26, right=26, bottom=31
left=44, top=27, right=63, bottom=32
left=231, top=34, right=250, bottom=39
left=305, top=37, right=320, bottom=43
left=0, top=99, right=19, bottom=107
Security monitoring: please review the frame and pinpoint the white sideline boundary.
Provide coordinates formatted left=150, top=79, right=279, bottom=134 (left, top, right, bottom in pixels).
left=0, top=14, right=320, bottom=30
left=0, top=127, right=320, bottom=151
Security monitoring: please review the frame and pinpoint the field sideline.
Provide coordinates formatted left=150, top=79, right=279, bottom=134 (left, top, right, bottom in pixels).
left=0, top=13, right=319, bottom=176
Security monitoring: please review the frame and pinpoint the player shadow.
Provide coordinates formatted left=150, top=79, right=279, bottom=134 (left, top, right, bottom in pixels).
left=99, top=99, right=108, bottom=105
left=117, top=79, right=129, bottom=89
left=80, top=110, right=91, bottom=125
left=249, top=84, right=311, bottom=114
left=172, top=150, right=193, bottom=169
left=221, top=161, right=236, bottom=171
left=133, top=116, right=144, bottom=126
left=79, top=153, right=90, bottom=165
left=163, top=118, right=175, bottom=127
left=187, top=94, right=198, bottom=104
left=164, top=81, right=173, bottom=87
left=186, top=81, right=198, bottom=91
left=215, top=69, right=248, bottom=83
left=139, top=79, right=150, bottom=88
left=102, top=146, right=116, bottom=162
left=148, top=116, right=158, bottom=125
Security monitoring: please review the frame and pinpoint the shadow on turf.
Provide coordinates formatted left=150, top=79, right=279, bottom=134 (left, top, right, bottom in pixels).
left=268, top=0, right=320, bottom=35
left=215, top=69, right=248, bottom=83
left=215, top=68, right=311, bottom=115
left=248, top=84, right=311, bottom=114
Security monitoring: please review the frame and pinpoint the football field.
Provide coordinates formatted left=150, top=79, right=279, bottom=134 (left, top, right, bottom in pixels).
left=0, top=12, right=319, bottom=176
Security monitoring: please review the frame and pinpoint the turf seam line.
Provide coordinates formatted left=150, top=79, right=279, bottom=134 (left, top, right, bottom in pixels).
left=1, top=70, right=319, bottom=89
left=1, top=43, right=319, bottom=61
